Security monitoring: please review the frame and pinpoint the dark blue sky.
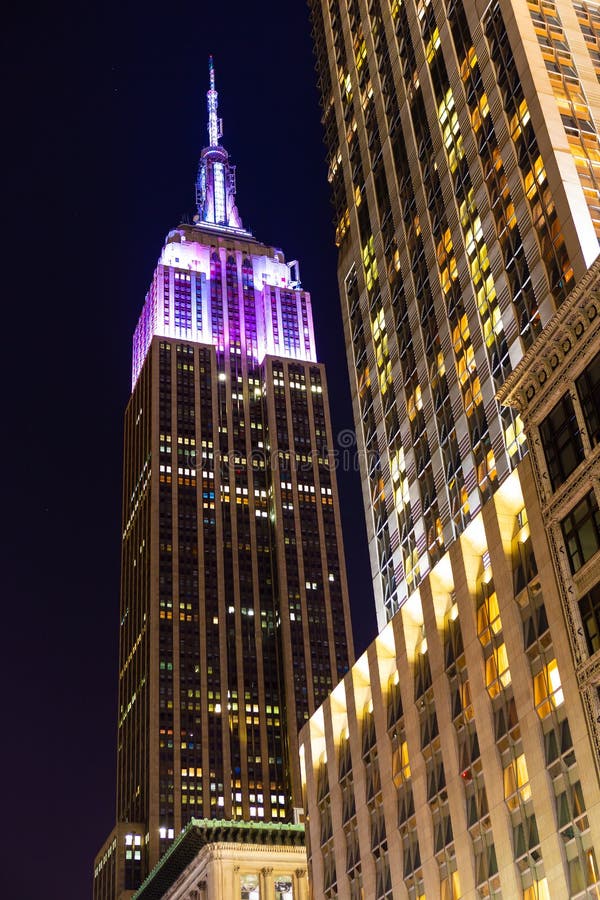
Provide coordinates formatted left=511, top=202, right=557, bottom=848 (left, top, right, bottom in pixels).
left=2, top=2, right=376, bottom=896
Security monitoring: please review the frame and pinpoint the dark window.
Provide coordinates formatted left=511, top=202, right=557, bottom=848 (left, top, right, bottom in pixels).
left=539, top=394, right=584, bottom=490
left=576, top=350, right=600, bottom=446
left=579, top=583, right=600, bottom=655
left=561, top=491, right=600, bottom=573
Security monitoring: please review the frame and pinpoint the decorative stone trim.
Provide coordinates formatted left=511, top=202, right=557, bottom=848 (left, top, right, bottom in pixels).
left=539, top=458, right=600, bottom=526
left=544, top=507, right=600, bottom=774
left=497, top=255, right=600, bottom=419
left=577, top=650, right=600, bottom=689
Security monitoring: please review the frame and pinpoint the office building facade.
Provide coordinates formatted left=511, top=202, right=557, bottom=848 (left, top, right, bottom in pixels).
left=310, top=0, right=600, bottom=625
left=301, top=1, right=600, bottom=897
left=94, top=60, right=354, bottom=899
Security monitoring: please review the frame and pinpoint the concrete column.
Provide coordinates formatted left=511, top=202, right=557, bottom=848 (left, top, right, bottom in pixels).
left=261, top=866, right=274, bottom=900
left=294, top=867, right=307, bottom=900
left=232, top=863, right=240, bottom=899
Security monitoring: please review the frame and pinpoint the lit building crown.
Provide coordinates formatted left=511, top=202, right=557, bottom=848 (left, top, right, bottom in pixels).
left=130, top=60, right=317, bottom=388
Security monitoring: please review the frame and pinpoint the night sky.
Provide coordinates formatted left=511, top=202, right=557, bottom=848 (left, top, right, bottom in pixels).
left=3, top=2, right=377, bottom=896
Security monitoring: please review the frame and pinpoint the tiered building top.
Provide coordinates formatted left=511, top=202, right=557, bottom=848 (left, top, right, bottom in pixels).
left=131, top=60, right=316, bottom=388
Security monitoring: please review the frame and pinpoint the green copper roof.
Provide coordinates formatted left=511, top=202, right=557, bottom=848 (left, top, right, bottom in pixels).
left=133, top=819, right=305, bottom=900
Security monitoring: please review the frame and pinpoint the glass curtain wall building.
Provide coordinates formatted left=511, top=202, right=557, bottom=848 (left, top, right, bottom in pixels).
left=300, top=2, right=600, bottom=898
left=93, top=60, right=354, bottom=900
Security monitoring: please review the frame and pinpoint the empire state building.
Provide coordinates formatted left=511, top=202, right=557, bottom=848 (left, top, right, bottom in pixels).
left=93, top=59, right=354, bottom=899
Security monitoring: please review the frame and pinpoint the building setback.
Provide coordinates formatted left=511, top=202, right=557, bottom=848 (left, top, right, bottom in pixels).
left=301, top=0, right=600, bottom=898
left=93, top=59, right=354, bottom=899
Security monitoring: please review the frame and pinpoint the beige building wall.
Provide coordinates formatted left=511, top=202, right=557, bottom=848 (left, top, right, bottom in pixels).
left=301, top=259, right=600, bottom=899
left=303, top=1, right=600, bottom=896
left=152, top=843, right=308, bottom=900
left=301, top=471, right=600, bottom=898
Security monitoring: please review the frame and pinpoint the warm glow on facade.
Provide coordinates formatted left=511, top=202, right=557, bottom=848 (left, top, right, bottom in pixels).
left=304, top=0, right=600, bottom=897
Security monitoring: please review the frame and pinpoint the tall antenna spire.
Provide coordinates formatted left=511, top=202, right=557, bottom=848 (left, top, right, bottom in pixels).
left=194, top=57, right=245, bottom=231
left=207, top=55, right=221, bottom=148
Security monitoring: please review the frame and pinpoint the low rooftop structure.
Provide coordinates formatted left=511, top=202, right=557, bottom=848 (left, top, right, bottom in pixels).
left=133, top=819, right=307, bottom=900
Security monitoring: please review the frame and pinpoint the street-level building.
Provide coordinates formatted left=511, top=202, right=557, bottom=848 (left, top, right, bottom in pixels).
left=131, top=819, right=307, bottom=900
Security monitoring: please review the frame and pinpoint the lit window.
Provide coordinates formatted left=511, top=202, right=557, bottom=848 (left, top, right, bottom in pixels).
left=460, top=679, right=474, bottom=720
left=240, top=874, right=260, bottom=900
left=485, top=642, right=511, bottom=697
left=523, top=878, right=551, bottom=900
left=533, top=659, right=564, bottom=718
left=425, top=26, right=440, bottom=62
left=392, top=739, right=411, bottom=785
left=505, top=415, right=526, bottom=458
left=503, top=753, right=531, bottom=809
left=275, top=876, right=293, bottom=899
left=477, top=587, right=501, bottom=646
left=405, top=547, right=420, bottom=589
left=440, top=871, right=461, bottom=900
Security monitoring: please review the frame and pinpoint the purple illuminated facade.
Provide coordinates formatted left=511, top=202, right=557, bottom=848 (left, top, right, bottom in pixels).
left=93, top=62, right=353, bottom=900
left=132, top=57, right=316, bottom=389
left=131, top=232, right=317, bottom=389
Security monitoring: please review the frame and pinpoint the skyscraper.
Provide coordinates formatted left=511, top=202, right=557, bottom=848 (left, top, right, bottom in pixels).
left=300, top=1, right=600, bottom=898
left=93, top=59, right=354, bottom=900
left=310, top=0, right=600, bottom=626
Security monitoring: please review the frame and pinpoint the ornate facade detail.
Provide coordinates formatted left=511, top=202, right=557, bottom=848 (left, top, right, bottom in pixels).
left=498, top=256, right=600, bottom=778
left=545, top=523, right=588, bottom=671
left=578, top=651, right=600, bottom=689
left=498, top=260, right=600, bottom=419
left=541, top=453, right=600, bottom=527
